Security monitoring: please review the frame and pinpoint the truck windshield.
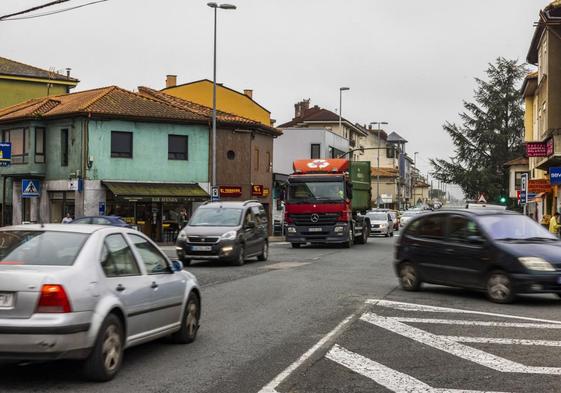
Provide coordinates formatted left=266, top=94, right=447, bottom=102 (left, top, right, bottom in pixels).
left=288, top=182, right=344, bottom=202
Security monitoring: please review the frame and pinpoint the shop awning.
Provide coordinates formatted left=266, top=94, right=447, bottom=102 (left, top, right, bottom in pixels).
left=104, top=182, right=209, bottom=202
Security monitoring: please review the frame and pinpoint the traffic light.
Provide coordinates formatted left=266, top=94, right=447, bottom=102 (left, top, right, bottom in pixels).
left=499, top=196, right=507, bottom=205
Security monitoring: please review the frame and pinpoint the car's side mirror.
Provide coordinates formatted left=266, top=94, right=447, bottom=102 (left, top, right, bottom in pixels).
left=171, top=260, right=184, bottom=272
left=467, top=235, right=485, bottom=245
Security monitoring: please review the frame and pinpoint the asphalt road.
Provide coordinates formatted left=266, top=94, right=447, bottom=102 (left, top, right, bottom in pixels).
left=1, top=236, right=561, bottom=393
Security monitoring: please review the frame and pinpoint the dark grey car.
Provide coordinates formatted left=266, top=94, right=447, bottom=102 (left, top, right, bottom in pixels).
left=176, top=201, right=269, bottom=266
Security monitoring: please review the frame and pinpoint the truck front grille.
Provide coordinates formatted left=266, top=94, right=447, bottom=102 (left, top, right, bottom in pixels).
left=289, top=213, right=340, bottom=226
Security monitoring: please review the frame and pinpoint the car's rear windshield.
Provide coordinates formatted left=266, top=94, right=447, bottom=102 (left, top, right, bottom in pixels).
left=189, top=208, right=243, bottom=227
left=0, top=231, right=89, bottom=266
left=367, top=213, right=387, bottom=221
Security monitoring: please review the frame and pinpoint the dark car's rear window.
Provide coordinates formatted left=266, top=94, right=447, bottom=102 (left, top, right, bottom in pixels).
left=0, top=231, right=89, bottom=266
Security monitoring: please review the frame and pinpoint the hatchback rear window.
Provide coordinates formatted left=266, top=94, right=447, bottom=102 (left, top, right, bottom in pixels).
left=0, top=231, right=88, bottom=266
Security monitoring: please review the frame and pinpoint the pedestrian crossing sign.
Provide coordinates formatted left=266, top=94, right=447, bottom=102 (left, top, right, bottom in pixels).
left=22, top=179, right=41, bottom=198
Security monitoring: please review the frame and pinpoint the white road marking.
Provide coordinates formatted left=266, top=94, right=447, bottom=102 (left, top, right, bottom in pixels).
left=361, top=312, right=561, bottom=375
left=367, top=299, right=561, bottom=325
left=443, top=336, right=561, bottom=347
left=326, top=344, right=508, bottom=393
left=257, top=314, right=355, bottom=393
left=392, top=317, right=561, bottom=329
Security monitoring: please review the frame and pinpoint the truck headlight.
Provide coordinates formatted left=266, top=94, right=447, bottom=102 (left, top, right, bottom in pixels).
left=519, top=257, right=556, bottom=272
left=334, top=226, right=344, bottom=233
left=287, top=227, right=297, bottom=233
left=221, top=230, right=237, bottom=240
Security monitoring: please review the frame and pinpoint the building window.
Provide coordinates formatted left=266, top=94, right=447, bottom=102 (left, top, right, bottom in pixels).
left=61, top=129, right=69, bottom=166
left=310, top=144, right=321, bottom=159
left=227, top=150, right=236, bottom=160
left=35, top=127, right=45, bottom=163
left=111, top=131, right=133, bottom=158
left=329, top=146, right=345, bottom=158
left=386, top=146, right=396, bottom=159
left=266, top=151, right=271, bottom=173
left=3, top=128, right=28, bottom=164
left=254, top=148, right=260, bottom=171
left=168, top=134, right=188, bottom=160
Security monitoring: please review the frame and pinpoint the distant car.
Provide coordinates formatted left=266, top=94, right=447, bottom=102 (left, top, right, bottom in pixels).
left=0, top=224, right=200, bottom=381
left=71, top=216, right=132, bottom=228
left=176, top=200, right=269, bottom=266
left=399, top=210, right=423, bottom=227
left=395, top=209, right=561, bottom=303
left=366, top=211, right=394, bottom=237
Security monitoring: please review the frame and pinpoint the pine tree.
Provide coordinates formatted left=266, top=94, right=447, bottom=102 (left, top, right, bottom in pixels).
left=430, top=57, right=527, bottom=202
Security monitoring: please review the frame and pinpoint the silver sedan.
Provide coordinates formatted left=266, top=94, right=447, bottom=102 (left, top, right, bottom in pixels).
left=0, top=224, right=201, bottom=381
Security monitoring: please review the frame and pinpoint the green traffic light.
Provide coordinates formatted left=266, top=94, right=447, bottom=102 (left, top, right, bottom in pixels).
left=499, top=196, right=507, bottom=204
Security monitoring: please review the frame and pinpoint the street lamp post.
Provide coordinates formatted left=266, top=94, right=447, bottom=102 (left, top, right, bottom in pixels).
left=339, top=87, right=350, bottom=136
left=207, top=2, right=236, bottom=189
left=370, top=121, right=388, bottom=208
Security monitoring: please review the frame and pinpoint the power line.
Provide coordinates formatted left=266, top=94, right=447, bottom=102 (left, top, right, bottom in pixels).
left=0, top=0, right=70, bottom=21
left=0, top=0, right=108, bottom=21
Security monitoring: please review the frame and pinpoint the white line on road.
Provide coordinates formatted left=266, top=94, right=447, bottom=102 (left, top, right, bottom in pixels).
left=442, top=336, right=561, bottom=346
left=257, top=314, right=355, bottom=393
left=326, top=344, right=508, bottom=393
left=366, top=299, right=561, bottom=325
left=392, top=317, right=561, bottom=329
left=361, top=312, right=561, bottom=375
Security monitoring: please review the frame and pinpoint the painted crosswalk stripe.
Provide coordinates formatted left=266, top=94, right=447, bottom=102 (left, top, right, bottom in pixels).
left=326, top=344, right=508, bottom=393
left=442, top=336, right=561, bottom=346
left=391, top=317, right=561, bottom=329
left=361, top=312, right=561, bottom=375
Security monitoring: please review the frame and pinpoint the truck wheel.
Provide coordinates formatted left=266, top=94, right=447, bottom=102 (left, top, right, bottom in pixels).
left=355, top=225, right=368, bottom=244
left=343, top=226, right=354, bottom=248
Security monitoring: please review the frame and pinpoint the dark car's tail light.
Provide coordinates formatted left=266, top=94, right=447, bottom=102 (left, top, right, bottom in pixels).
left=36, top=284, right=72, bottom=313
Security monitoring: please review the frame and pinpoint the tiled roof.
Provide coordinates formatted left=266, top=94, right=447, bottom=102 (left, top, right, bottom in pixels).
left=0, top=86, right=209, bottom=123
left=279, top=105, right=366, bottom=136
left=138, top=87, right=281, bottom=136
left=0, top=56, right=78, bottom=82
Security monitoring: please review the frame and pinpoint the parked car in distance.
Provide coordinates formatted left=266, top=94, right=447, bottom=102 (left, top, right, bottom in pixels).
left=71, top=216, right=134, bottom=228
left=399, top=210, right=423, bottom=227
left=366, top=211, right=394, bottom=237
left=0, top=224, right=200, bottom=381
left=176, top=200, right=269, bottom=266
left=394, top=209, right=561, bottom=303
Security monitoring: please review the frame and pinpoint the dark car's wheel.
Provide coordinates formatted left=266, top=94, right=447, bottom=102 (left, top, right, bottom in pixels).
left=172, top=292, right=200, bottom=344
left=257, top=242, right=269, bottom=261
left=399, top=262, right=421, bottom=291
left=291, top=243, right=301, bottom=248
left=180, top=257, right=191, bottom=266
left=83, top=314, right=124, bottom=382
left=232, top=245, right=245, bottom=266
left=486, top=270, right=515, bottom=304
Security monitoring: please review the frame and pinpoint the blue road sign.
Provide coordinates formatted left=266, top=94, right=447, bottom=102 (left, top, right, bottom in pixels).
left=550, top=167, right=561, bottom=185
left=211, top=186, right=220, bottom=202
left=0, top=143, right=12, bottom=167
left=22, top=179, right=41, bottom=198
left=99, top=202, right=106, bottom=215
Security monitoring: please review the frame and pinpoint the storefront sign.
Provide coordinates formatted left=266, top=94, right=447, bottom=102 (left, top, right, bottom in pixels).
left=263, top=188, right=270, bottom=197
left=550, top=167, right=561, bottom=185
left=22, top=179, right=41, bottom=198
left=526, top=141, right=548, bottom=157
left=252, top=185, right=264, bottom=197
left=211, top=186, right=220, bottom=201
left=0, top=143, right=11, bottom=167
left=220, top=186, right=242, bottom=198
left=547, top=138, right=554, bottom=156
left=528, top=179, right=551, bottom=193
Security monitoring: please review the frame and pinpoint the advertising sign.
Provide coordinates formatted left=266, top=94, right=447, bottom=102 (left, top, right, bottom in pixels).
left=528, top=179, right=551, bottom=193
left=252, top=185, right=264, bottom=197
left=22, top=179, right=41, bottom=198
left=520, top=173, right=528, bottom=204
left=219, top=186, right=242, bottom=198
left=550, top=167, right=561, bottom=185
left=547, top=138, right=554, bottom=156
left=0, top=143, right=11, bottom=167
left=211, top=186, right=220, bottom=201
left=526, top=142, right=548, bottom=157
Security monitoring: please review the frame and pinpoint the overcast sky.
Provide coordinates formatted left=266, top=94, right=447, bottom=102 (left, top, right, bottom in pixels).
left=0, top=0, right=548, bottom=197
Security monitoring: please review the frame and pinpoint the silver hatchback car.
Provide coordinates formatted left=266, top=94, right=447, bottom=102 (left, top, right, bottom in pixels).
left=0, top=224, right=201, bottom=381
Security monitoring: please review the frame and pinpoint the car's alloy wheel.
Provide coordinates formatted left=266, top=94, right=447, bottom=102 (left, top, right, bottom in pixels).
left=486, top=271, right=515, bottom=303
left=172, top=292, right=200, bottom=344
left=399, top=262, right=421, bottom=291
left=258, top=242, right=268, bottom=261
left=83, top=314, right=124, bottom=381
left=233, top=246, right=245, bottom=266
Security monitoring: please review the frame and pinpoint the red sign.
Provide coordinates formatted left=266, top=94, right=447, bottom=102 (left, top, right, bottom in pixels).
left=528, top=179, right=551, bottom=193
left=547, top=138, right=554, bottom=156
left=219, top=186, right=242, bottom=198
left=251, top=185, right=264, bottom=196
left=526, top=142, right=548, bottom=157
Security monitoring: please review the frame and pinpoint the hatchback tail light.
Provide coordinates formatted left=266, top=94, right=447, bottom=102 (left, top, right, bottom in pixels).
left=36, top=284, right=72, bottom=313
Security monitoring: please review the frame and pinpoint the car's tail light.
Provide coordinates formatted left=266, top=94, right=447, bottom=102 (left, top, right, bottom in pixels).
left=36, top=284, right=72, bottom=313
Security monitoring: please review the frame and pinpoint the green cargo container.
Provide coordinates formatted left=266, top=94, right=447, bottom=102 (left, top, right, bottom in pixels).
left=350, top=161, right=372, bottom=212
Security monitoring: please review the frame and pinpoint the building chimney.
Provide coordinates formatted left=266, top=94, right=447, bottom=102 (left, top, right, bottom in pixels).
left=166, top=75, right=177, bottom=88
left=66, top=68, right=71, bottom=78
left=243, top=89, right=253, bottom=99
left=294, top=99, right=311, bottom=118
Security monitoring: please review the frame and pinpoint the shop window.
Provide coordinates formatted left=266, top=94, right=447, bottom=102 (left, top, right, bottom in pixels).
left=3, top=128, right=28, bottom=164
left=35, top=127, right=45, bottom=163
left=111, top=131, right=133, bottom=158
left=168, top=134, right=188, bottom=160
left=310, top=144, right=321, bottom=159
left=61, top=129, right=68, bottom=166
